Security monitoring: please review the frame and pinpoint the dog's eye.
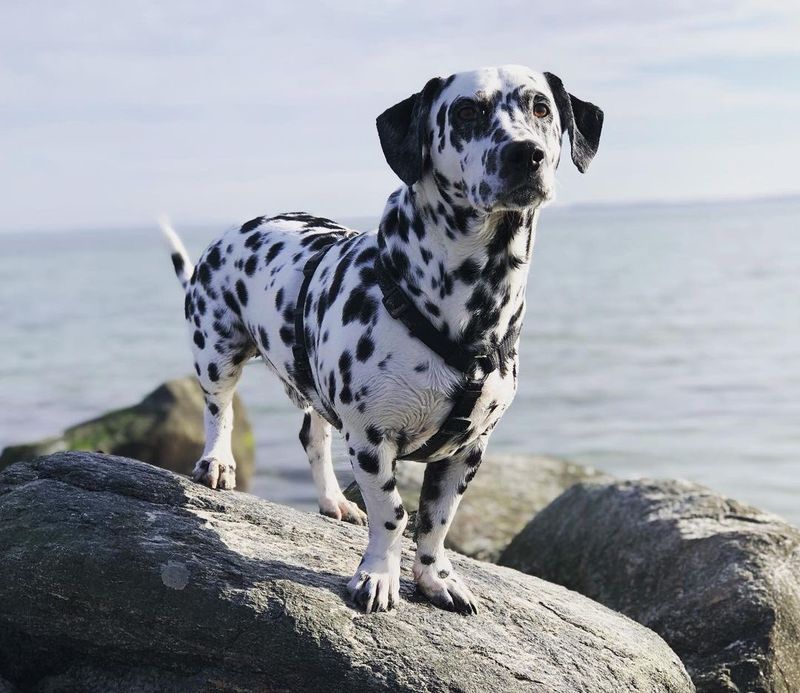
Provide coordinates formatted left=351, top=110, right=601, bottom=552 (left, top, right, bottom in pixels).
left=533, top=103, right=550, bottom=118
left=456, top=103, right=480, bottom=122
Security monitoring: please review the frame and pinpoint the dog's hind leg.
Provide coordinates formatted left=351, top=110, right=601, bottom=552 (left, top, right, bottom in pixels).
left=411, top=437, right=488, bottom=615
left=191, top=352, right=250, bottom=490
left=299, top=409, right=366, bottom=525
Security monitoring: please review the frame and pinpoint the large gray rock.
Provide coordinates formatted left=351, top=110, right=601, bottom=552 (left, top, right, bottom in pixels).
left=0, top=377, right=255, bottom=490
left=0, top=453, right=693, bottom=693
left=499, top=479, right=800, bottom=693
left=345, top=453, right=608, bottom=562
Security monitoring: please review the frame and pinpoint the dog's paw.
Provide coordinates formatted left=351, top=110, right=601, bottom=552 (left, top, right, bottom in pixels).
left=413, top=560, right=478, bottom=615
left=347, top=554, right=400, bottom=613
left=192, top=457, right=236, bottom=490
left=319, top=495, right=368, bottom=525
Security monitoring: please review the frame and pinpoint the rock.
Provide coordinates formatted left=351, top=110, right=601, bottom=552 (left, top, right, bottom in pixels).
left=344, top=454, right=609, bottom=561
left=0, top=377, right=255, bottom=490
left=499, top=479, right=800, bottom=693
left=0, top=453, right=693, bottom=693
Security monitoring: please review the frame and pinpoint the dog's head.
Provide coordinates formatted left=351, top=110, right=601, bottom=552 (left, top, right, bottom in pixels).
left=377, top=65, right=603, bottom=212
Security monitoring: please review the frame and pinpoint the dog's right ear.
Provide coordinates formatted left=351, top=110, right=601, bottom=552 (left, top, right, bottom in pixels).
left=376, top=77, right=442, bottom=186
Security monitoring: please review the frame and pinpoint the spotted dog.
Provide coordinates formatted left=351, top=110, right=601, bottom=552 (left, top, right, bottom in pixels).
left=163, top=65, right=603, bottom=614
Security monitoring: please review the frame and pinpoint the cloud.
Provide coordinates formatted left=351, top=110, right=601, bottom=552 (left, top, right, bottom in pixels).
left=0, top=0, right=798, bottom=230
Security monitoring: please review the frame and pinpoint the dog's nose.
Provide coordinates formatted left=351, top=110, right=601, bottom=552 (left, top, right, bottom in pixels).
left=501, top=141, right=545, bottom=182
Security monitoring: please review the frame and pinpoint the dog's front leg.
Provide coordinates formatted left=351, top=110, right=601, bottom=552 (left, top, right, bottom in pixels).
left=413, top=438, right=487, bottom=615
left=345, top=432, right=407, bottom=613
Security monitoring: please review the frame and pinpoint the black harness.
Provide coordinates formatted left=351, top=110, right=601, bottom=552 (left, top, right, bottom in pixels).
left=292, top=245, right=519, bottom=461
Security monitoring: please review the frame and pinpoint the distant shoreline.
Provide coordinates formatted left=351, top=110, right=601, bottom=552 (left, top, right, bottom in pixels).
left=1, top=192, right=799, bottom=236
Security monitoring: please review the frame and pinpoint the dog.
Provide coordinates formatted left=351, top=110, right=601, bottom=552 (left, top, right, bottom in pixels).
left=163, top=65, right=602, bottom=614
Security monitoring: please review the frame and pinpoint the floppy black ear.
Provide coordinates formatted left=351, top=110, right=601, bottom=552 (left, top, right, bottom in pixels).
left=544, top=72, right=604, bottom=173
left=376, top=77, right=442, bottom=186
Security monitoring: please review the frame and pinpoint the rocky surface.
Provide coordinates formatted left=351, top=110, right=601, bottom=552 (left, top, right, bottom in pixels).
left=344, top=453, right=608, bottom=562
left=0, top=453, right=693, bottom=693
left=0, top=377, right=255, bottom=490
left=500, top=479, right=800, bottom=693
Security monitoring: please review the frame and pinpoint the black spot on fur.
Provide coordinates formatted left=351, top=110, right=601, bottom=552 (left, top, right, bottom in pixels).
left=366, top=425, right=382, bottom=446
left=198, top=263, right=211, bottom=286
left=206, top=246, right=222, bottom=270
left=265, top=242, right=284, bottom=264
left=342, top=288, right=378, bottom=325
left=170, top=253, right=184, bottom=275
left=420, top=554, right=435, bottom=566
left=244, top=255, right=258, bottom=276
left=454, top=258, right=481, bottom=284
left=357, top=451, right=379, bottom=474
left=223, top=290, right=240, bottom=317
left=355, top=247, right=378, bottom=266
left=384, top=522, right=396, bottom=531
left=207, top=363, right=219, bottom=382
left=424, top=301, right=440, bottom=317
left=299, top=413, right=311, bottom=450
left=258, top=326, right=270, bottom=351
left=356, top=334, right=375, bottom=362
left=193, top=330, right=205, bottom=349
left=416, top=509, right=432, bottom=535
left=235, top=279, right=248, bottom=306
left=465, top=449, right=483, bottom=467
left=240, top=217, right=263, bottom=233
left=279, top=326, right=294, bottom=345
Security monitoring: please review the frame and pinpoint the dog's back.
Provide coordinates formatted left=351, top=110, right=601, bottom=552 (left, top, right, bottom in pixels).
left=163, top=213, right=358, bottom=395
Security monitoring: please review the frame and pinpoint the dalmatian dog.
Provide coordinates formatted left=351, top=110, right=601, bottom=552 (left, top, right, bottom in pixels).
left=163, top=65, right=602, bottom=614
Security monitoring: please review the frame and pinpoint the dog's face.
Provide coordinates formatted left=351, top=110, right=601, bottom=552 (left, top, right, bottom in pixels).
left=377, top=65, right=603, bottom=213
left=429, top=66, right=564, bottom=210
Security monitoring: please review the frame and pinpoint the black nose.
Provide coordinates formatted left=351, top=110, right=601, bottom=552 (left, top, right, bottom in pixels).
left=500, top=141, right=545, bottom=182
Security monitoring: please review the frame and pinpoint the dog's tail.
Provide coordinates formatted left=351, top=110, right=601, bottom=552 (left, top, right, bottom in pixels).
left=159, top=216, right=193, bottom=291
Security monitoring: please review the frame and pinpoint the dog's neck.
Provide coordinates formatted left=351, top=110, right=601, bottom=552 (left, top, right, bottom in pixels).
left=376, top=177, right=539, bottom=351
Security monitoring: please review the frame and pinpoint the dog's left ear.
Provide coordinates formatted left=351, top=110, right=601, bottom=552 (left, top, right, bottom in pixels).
left=544, top=72, right=604, bottom=173
left=376, top=77, right=443, bottom=186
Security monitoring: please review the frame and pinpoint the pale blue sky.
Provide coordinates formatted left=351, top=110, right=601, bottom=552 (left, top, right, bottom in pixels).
left=1, top=1, right=799, bottom=232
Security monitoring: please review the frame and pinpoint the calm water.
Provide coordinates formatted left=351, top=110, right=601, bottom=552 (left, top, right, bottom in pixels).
left=2, top=198, right=798, bottom=522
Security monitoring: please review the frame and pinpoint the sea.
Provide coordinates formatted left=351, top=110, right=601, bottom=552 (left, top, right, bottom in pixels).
left=2, top=197, right=798, bottom=523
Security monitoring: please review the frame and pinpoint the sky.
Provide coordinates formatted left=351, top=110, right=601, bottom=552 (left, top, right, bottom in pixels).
left=1, top=0, right=799, bottom=232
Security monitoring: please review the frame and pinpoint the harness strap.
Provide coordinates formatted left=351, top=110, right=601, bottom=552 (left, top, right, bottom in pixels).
left=375, top=254, right=519, bottom=460
left=376, top=256, right=480, bottom=374
left=292, top=244, right=342, bottom=430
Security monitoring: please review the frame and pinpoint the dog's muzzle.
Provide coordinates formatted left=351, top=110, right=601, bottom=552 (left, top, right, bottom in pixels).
left=497, top=140, right=547, bottom=206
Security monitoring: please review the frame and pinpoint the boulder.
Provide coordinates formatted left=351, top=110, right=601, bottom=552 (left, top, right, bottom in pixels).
left=345, top=454, right=609, bottom=561
left=0, top=377, right=255, bottom=490
left=499, top=479, right=800, bottom=693
left=0, top=453, right=693, bottom=693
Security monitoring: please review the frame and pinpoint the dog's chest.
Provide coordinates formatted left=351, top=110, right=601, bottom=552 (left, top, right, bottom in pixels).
left=304, top=232, right=521, bottom=454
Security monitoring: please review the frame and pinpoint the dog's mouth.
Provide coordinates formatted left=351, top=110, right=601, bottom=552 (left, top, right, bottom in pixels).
left=495, top=181, right=550, bottom=210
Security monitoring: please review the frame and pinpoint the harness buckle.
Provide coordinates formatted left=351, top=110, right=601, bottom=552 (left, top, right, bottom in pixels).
left=382, top=288, right=409, bottom=319
left=441, top=417, right=472, bottom=435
